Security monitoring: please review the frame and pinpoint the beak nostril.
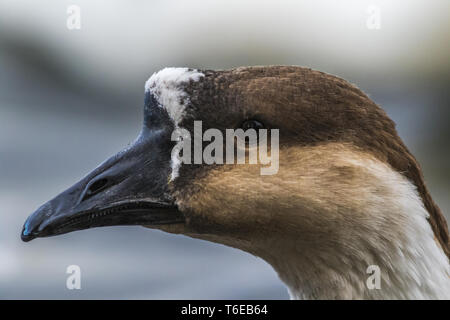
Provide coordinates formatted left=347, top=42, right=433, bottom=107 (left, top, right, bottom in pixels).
left=82, top=178, right=109, bottom=201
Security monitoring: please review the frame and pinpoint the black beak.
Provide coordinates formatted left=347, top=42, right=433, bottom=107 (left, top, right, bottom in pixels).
left=21, top=98, right=184, bottom=242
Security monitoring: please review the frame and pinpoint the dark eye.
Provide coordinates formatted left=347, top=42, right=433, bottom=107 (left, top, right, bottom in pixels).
left=240, top=119, right=264, bottom=130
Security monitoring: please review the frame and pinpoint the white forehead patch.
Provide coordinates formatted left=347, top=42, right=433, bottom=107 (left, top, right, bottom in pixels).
left=145, top=67, right=204, bottom=182
left=145, top=67, right=204, bottom=127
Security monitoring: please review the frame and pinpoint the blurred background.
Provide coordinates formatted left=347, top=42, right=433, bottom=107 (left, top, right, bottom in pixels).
left=0, top=0, right=448, bottom=299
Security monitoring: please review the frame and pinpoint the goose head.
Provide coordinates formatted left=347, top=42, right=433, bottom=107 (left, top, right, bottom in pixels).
left=21, top=66, right=450, bottom=299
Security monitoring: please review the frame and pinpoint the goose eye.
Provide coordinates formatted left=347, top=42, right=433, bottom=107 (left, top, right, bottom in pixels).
left=241, top=119, right=264, bottom=130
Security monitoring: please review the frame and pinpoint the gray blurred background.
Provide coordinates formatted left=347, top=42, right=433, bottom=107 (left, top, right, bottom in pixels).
left=0, top=0, right=448, bottom=299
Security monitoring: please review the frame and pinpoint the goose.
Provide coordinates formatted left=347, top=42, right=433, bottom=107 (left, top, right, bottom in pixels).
left=21, top=66, right=450, bottom=299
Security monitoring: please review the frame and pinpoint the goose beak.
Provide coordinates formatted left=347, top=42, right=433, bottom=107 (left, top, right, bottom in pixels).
left=21, top=126, right=184, bottom=242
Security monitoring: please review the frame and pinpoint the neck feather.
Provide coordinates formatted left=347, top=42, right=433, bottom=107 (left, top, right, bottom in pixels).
left=257, top=147, right=450, bottom=299
left=265, top=171, right=450, bottom=299
left=174, top=144, right=450, bottom=299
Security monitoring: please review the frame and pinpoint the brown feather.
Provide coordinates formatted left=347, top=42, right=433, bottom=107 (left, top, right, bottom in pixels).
left=178, top=65, right=449, bottom=258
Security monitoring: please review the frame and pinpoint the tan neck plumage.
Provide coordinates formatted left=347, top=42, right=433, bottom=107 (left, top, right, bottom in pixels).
left=171, top=143, right=450, bottom=299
